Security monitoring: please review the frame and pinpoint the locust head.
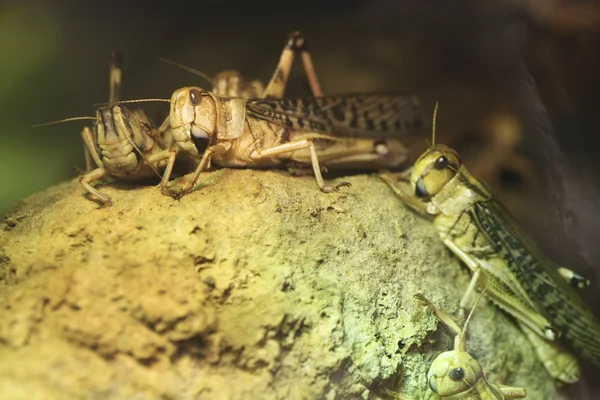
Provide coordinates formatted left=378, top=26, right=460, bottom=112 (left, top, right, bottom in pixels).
left=169, top=87, right=217, bottom=155
left=411, top=145, right=461, bottom=200
left=427, top=350, right=484, bottom=396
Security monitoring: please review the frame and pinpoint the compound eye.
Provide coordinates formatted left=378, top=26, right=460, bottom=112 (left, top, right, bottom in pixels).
left=449, top=367, right=465, bottom=381
left=190, top=89, right=203, bottom=105
left=434, top=155, right=448, bottom=170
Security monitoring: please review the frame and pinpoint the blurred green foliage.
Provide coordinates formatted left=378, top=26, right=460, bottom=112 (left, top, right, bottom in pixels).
left=0, top=3, right=64, bottom=215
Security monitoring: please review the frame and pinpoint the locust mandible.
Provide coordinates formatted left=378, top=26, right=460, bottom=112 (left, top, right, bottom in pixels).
left=381, top=103, right=600, bottom=383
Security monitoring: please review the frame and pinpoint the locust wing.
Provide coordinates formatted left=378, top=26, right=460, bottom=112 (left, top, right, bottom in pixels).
left=472, top=199, right=600, bottom=367
left=246, top=94, right=430, bottom=139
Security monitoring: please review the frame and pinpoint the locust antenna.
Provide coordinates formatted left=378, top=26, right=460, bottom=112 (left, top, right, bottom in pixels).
left=431, top=101, right=439, bottom=148
left=456, top=284, right=490, bottom=352
left=157, top=57, right=214, bottom=87
left=93, top=99, right=171, bottom=107
left=32, top=116, right=97, bottom=128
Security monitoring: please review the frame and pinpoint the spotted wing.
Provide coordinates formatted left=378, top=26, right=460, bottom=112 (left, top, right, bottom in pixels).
left=472, top=199, right=600, bottom=367
left=246, top=94, right=430, bottom=139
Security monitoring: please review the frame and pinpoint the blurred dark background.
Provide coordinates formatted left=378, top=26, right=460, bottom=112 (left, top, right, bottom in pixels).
left=2, top=0, right=600, bottom=397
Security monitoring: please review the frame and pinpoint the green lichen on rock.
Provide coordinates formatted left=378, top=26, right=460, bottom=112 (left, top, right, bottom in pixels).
left=0, top=170, right=559, bottom=399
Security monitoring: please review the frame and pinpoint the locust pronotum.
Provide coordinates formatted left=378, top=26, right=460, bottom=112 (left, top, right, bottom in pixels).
left=34, top=53, right=172, bottom=206
left=380, top=103, right=600, bottom=383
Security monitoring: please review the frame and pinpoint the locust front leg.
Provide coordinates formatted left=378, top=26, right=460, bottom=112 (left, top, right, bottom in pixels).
left=379, top=171, right=429, bottom=215
left=160, top=143, right=232, bottom=199
left=167, top=147, right=215, bottom=199
left=79, top=127, right=112, bottom=207
left=251, top=139, right=351, bottom=193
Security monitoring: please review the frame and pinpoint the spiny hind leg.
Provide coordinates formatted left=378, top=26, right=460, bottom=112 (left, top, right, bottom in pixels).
left=292, top=31, right=324, bottom=97
left=250, top=139, right=350, bottom=193
left=442, top=239, right=560, bottom=337
left=262, top=31, right=324, bottom=99
left=414, top=293, right=462, bottom=336
left=517, top=321, right=580, bottom=384
left=80, top=127, right=113, bottom=206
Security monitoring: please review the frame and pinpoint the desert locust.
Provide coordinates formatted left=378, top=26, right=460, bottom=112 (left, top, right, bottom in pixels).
left=380, top=103, right=600, bottom=384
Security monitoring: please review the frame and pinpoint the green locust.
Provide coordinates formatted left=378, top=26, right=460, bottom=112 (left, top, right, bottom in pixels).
left=380, top=104, right=600, bottom=384
left=379, top=289, right=527, bottom=399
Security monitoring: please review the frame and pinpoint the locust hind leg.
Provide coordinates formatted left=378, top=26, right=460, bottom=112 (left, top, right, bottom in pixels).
left=250, top=139, right=350, bottom=193
left=109, top=51, right=123, bottom=104
left=164, top=147, right=215, bottom=199
left=292, top=31, right=324, bottom=97
left=497, top=385, right=527, bottom=398
left=517, top=321, right=580, bottom=384
left=379, top=171, right=429, bottom=215
left=414, top=293, right=462, bottom=337
left=443, top=239, right=580, bottom=384
left=80, top=127, right=112, bottom=206
left=262, top=31, right=324, bottom=99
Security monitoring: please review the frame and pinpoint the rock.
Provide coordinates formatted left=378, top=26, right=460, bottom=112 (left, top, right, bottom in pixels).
left=0, top=169, right=558, bottom=399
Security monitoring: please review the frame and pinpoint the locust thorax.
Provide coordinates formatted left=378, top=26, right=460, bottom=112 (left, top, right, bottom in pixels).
left=427, top=350, right=483, bottom=397
left=213, top=70, right=244, bottom=97
left=170, top=87, right=216, bottom=154
left=411, top=144, right=461, bottom=200
left=212, top=70, right=264, bottom=98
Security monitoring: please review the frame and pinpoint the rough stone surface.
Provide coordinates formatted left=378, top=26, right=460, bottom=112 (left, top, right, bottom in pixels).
left=0, top=169, right=559, bottom=399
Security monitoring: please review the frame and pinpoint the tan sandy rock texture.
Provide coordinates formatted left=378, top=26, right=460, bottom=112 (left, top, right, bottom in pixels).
left=0, top=169, right=560, bottom=399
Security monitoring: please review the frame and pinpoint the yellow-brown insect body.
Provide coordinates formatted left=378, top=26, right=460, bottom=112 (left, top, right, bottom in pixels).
left=168, top=86, right=412, bottom=170
left=411, top=144, right=600, bottom=378
left=96, top=106, right=162, bottom=179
